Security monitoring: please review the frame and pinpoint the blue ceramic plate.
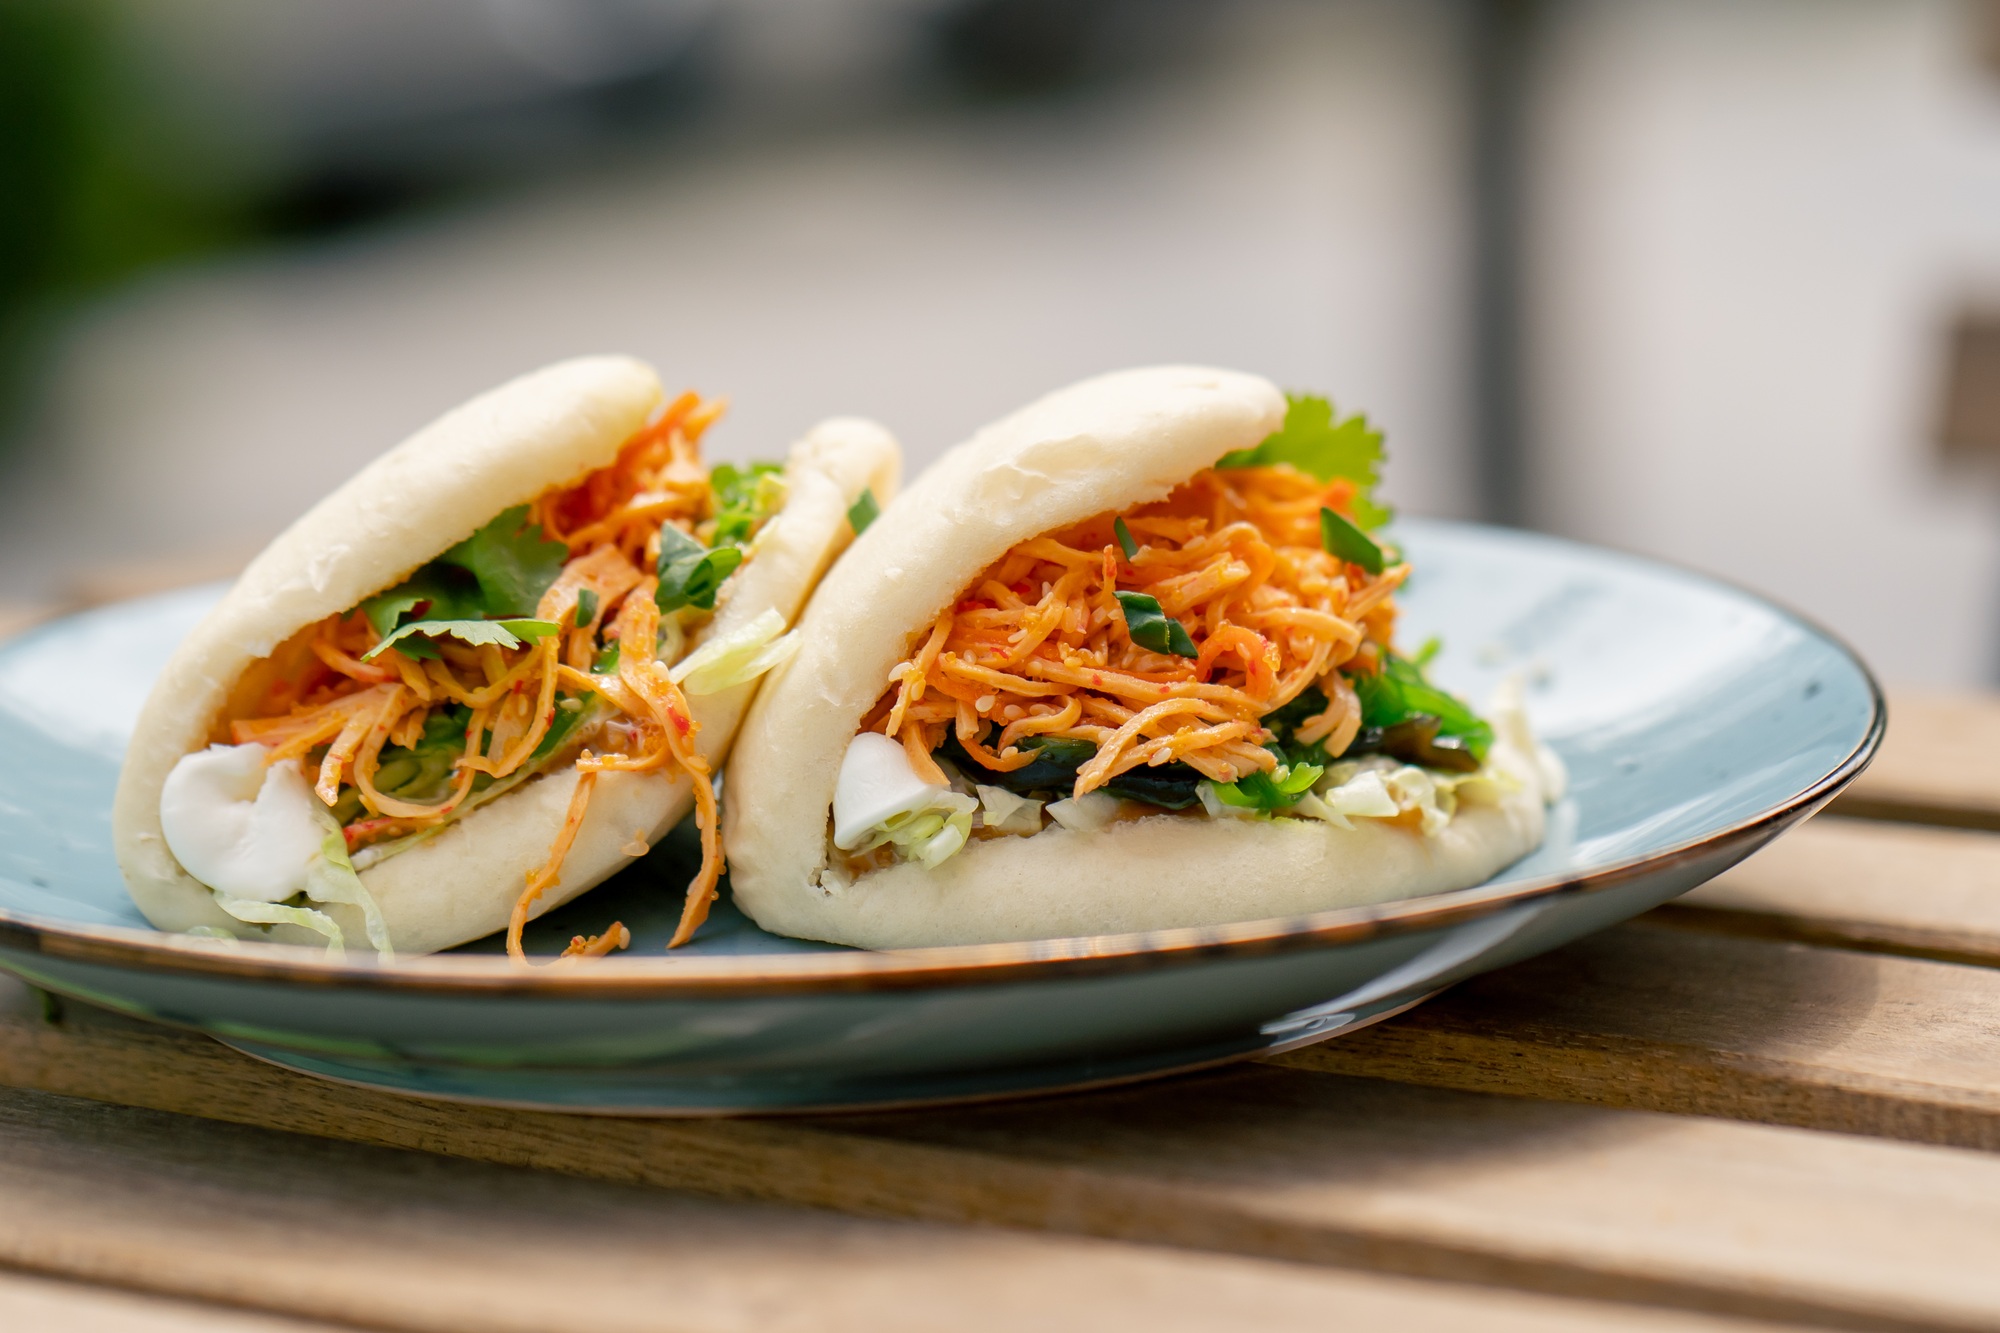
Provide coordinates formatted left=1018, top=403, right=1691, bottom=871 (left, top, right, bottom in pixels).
left=0, top=521, right=1882, bottom=1113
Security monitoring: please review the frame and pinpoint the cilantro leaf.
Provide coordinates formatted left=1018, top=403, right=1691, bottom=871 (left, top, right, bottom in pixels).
left=439, top=505, right=570, bottom=617
left=1114, top=591, right=1197, bottom=657
left=362, top=618, right=562, bottom=662
left=360, top=565, right=481, bottom=639
left=1113, top=517, right=1139, bottom=560
left=655, top=523, right=743, bottom=613
left=361, top=506, right=569, bottom=636
left=1319, top=506, right=1384, bottom=575
left=1217, top=393, right=1391, bottom=529
left=847, top=487, right=881, bottom=536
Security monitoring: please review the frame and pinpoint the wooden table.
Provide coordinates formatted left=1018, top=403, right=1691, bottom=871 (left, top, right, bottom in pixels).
left=1, top=693, right=1996, bottom=1332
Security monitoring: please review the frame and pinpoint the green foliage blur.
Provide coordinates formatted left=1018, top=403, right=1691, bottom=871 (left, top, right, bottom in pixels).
left=0, top=0, right=257, bottom=433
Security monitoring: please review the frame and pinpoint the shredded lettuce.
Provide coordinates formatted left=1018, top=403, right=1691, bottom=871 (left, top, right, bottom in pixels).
left=1046, top=791, right=1121, bottom=832
left=213, top=895, right=344, bottom=955
left=1294, top=755, right=1519, bottom=836
left=1216, top=393, right=1390, bottom=529
left=304, top=834, right=394, bottom=958
left=975, top=784, right=1044, bottom=836
left=203, top=800, right=400, bottom=956
left=669, top=608, right=798, bottom=695
left=305, top=813, right=394, bottom=957
left=848, top=790, right=978, bottom=867
left=1320, top=766, right=1401, bottom=817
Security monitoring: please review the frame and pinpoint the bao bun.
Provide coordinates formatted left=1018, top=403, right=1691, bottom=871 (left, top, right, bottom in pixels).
left=113, top=356, right=899, bottom=954
left=723, top=365, right=1546, bottom=950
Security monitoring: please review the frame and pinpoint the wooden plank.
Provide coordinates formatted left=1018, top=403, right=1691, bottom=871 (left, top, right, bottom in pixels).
left=1272, top=918, right=2000, bottom=1148
left=821, top=1071, right=2000, bottom=1331
left=1657, top=815, right=2000, bottom=968
left=0, top=1269, right=336, bottom=1333
left=0, top=1085, right=1777, bottom=1333
left=0, top=981, right=1996, bottom=1331
left=1834, top=691, right=2000, bottom=829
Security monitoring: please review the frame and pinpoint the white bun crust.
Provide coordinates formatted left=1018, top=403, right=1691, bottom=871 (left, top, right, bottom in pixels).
left=724, top=364, right=1543, bottom=950
left=113, top=357, right=899, bottom=954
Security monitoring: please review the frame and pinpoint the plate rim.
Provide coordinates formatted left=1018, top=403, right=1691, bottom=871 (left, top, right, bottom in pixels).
left=0, top=521, right=1887, bottom=999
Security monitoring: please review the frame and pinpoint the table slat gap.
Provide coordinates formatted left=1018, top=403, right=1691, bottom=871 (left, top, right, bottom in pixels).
left=1269, top=920, right=2000, bottom=1151
left=1643, top=901, right=2000, bottom=971
left=1662, top=815, right=2000, bottom=968
left=1835, top=692, right=2000, bottom=822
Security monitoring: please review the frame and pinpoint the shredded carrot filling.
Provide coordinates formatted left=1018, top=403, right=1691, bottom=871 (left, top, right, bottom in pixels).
left=866, top=464, right=1405, bottom=797
left=227, top=392, right=755, bottom=960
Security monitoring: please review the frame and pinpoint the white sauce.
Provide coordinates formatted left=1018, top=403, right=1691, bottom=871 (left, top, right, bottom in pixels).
left=831, top=732, right=949, bottom=850
left=159, top=742, right=325, bottom=901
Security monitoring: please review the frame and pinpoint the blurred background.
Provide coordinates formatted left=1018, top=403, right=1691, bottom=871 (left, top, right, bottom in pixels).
left=3, top=0, right=2000, bottom=685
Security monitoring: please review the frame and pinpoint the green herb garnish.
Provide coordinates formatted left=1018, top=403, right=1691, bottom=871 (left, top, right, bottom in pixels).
left=1211, top=761, right=1324, bottom=812
left=1216, top=393, right=1390, bottom=529
left=574, top=588, right=599, bottom=628
left=1319, top=506, right=1384, bottom=575
left=362, top=505, right=569, bottom=636
left=655, top=523, right=744, bottom=613
left=368, top=706, right=470, bottom=799
left=847, top=487, right=881, bottom=535
left=1349, top=653, right=1492, bottom=765
left=709, top=462, right=786, bottom=548
left=529, top=695, right=589, bottom=763
left=935, top=731, right=1205, bottom=810
left=1113, top=517, right=1139, bottom=560
left=361, top=567, right=475, bottom=638
left=1114, top=591, right=1197, bottom=658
